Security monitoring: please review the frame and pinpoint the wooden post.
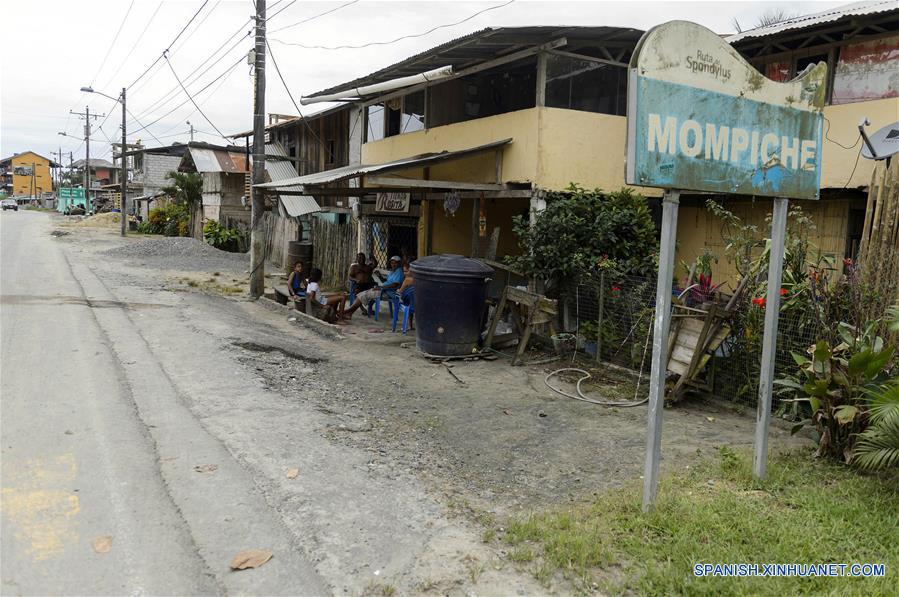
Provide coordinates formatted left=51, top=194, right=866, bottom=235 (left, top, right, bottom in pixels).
left=642, top=189, right=679, bottom=512
left=753, top=196, right=789, bottom=479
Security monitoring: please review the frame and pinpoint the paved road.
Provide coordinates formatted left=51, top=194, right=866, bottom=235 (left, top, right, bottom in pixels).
left=0, top=211, right=325, bottom=595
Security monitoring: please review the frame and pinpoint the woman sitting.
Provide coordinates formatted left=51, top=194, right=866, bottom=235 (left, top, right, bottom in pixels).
left=305, top=268, right=347, bottom=323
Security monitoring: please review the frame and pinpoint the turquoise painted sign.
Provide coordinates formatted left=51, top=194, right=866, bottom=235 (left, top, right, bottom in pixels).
left=57, top=187, right=87, bottom=212
left=626, top=21, right=826, bottom=200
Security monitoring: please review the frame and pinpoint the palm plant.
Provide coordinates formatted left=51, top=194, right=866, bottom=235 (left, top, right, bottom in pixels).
left=853, top=380, right=899, bottom=470
left=161, top=171, right=202, bottom=237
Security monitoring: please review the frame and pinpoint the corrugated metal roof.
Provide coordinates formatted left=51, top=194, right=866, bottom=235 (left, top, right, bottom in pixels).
left=308, top=26, right=643, bottom=99
left=727, top=0, right=898, bottom=43
left=255, top=138, right=512, bottom=190
left=262, top=142, right=320, bottom=217
left=189, top=147, right=248, bottom=173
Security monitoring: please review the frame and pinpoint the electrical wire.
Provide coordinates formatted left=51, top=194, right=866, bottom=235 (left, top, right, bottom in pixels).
left=130, top=22, right=252, bottom=122
left=99, top=1, right=163, bottom=91
left=127, top=0, right=211, bottom=89
left=842, top=146, right=863, bottom=190
left=268, top=0, right=359, bottom=34
left=823, top=115, right=861, bottom=150
left=127, top=1, right=222, bottom=98
left=267, top=0, right=297, bottom=22
left=270, top=0, right=515, bottom=49
left=130, top=55, right=245, bottom=136
left=163, top=53, right=230, bottom=140
left=265, top=38, right=336, bottom=162
left=90, top=0, right=136, bottom=86
left=154, top=58, right=242, bottom=137
left=125, top=107, right=163, bottom=146
left=544, top=368, right=648, bottom=407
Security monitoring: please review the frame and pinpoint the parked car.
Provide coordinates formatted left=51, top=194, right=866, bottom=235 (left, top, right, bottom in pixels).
left=1, top=198, right=18, bottom=211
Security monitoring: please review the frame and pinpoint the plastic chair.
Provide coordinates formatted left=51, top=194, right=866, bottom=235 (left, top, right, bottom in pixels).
left=372, top=288, right=396, bottom=322
left=348, top=280, right=358, bottom=306
left=391, top=289, right=414, bottom=334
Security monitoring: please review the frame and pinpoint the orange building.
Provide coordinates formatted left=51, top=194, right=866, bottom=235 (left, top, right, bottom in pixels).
left=0, top=151, right=57, bottom=197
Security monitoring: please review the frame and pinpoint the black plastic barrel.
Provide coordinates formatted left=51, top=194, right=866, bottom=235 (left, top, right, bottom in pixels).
left=411, top=254, right=494, bottom=356
left=286, top=241, right=313, bottom=273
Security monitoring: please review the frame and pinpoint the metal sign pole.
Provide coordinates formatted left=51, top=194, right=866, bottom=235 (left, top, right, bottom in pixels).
left=753, top=196, right=789, bottom=478
left=642, top=189, right=680, bottom=512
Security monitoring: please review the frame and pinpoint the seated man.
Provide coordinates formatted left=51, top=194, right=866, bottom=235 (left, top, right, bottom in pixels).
left=342, top=256, right=404, bottom=319
left=346, top=253, right=375, bottom=295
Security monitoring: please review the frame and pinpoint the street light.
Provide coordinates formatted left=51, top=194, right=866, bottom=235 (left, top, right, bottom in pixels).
left=82, top=85, right=127, bottom=236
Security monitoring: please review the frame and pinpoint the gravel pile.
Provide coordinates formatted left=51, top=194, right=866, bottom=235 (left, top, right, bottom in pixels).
left=103, top=237, right=248, bottom=272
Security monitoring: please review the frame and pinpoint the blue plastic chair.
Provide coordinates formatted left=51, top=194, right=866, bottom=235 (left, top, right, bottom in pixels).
left=391, top=289, right=414, bottom=334
left=347, top=280, right=358, bottom=306
left=373, top=288, right=396, bottom=322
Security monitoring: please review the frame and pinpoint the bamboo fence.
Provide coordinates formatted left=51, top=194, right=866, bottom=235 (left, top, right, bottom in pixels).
left=311, top=218, right=357, bottom=289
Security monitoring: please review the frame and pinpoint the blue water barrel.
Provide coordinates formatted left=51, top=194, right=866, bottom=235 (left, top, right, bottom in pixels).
left=411, top=254, right=494, bottom=356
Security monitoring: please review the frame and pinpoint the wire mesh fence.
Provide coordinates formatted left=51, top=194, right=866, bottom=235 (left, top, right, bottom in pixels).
left=558, top=273, right=823, bottom=409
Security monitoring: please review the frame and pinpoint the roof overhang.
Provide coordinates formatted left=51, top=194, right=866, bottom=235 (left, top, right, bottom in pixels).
left=254, top=138, right=512, bottom=194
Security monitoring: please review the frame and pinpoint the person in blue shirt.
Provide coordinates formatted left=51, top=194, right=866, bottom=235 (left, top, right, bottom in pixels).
left=286, top=261, right=307, bottom=300
left=341, top=255, right=404, bottom=319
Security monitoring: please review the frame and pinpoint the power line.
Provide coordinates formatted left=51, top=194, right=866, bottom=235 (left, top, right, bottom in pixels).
left=99, top=1, right=165, bottom=90
left=163, top=53, right=230, bottom=140
left=128, top=2, right=221, bottom=97
left=127, top=0, right=211, bottom=89
left=267, top=0, right=296, bottom=22
left=268, top=0, right=357, bottom=34
left=154, top=58, right=242, bottom=137
left=265, top=38, right=336, bottom=162
left=125, top=107, right=164, bottom=146
left=90, top=0, right=136, bottom=86
left=130, top=55, right=245, bottom=136
left=270, top=0, right=515, bottom=49
left=130, top=21, right=252, bottom=121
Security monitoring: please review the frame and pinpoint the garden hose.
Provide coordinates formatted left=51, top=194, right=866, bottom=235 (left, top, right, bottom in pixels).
left=544, top=368, right=649, bottom=407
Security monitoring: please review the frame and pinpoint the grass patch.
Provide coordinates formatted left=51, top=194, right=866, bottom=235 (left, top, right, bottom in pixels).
left=503, top=448, right=898, bottom=595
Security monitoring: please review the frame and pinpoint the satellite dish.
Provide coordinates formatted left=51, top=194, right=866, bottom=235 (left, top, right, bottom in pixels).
left=861, top=121, right=899, bottom=160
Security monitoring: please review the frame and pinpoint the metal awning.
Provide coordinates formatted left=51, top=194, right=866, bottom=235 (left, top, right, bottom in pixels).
left=188, top=147, right=247, bottom=173
left=255, top=138, right=512, bottom=190
left=261, top=142, right=321, bottom=217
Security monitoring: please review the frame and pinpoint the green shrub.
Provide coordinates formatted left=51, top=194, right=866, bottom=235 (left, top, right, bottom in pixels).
left=203, top=219, right=246, bottom=252
left=507, top=185, right=658, bottom=292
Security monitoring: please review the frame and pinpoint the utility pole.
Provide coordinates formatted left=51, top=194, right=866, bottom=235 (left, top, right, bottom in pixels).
left=187, top=121, right=195, bottom=142
left=120, top=88, right=127, bottom=236
left=70, top=106, right=103, bottom=212
left=249, top=0, right=267, bottom=298
left=52, top=147, right=64, bottom=196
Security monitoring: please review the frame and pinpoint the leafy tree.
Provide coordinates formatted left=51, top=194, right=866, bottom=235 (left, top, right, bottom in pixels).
left=507, top=185, right=658, bottom=292
left=161, top=170, right=202, bottom=238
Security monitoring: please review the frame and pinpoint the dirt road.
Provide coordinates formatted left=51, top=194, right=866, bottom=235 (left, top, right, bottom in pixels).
left=1, top=211, right=544, bottom=595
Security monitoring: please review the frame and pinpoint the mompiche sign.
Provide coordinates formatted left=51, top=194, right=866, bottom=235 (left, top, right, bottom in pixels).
left=626, top=20, right=827, bottom=199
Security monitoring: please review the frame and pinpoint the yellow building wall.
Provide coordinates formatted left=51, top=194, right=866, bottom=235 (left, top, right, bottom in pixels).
left=10, top=152, right=53, bottom=196
left=676, top=198, right=856, bottom=290
left=821, top=98, right=898, bottom=190
left=535, top=107, right=663, bottom=196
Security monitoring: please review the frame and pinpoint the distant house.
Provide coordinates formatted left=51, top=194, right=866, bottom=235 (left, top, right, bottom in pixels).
left=130, top=144, right=189, bottom=219
left=70, top=158, right=117, bottom=188
left=176, top=142, right=251, bottom=227
left=0, top=151, right=58, bottom=198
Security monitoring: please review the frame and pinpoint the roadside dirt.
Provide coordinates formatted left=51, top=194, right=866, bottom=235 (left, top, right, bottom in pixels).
left=52, top=221, right=808, bottom=595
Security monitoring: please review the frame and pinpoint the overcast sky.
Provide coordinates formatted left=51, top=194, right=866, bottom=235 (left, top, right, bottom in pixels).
left=1, top=0, right=845, bottom=165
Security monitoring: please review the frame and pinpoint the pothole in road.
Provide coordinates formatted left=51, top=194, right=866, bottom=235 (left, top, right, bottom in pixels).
left=231, top=340, right=321, bottom=363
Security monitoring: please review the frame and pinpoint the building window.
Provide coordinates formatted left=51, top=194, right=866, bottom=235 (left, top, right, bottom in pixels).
left=401, top=91, right=425, bottom=133
left=366, top=104, right=385, bottom=142
left=545, top=53, right=626, bottom=116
